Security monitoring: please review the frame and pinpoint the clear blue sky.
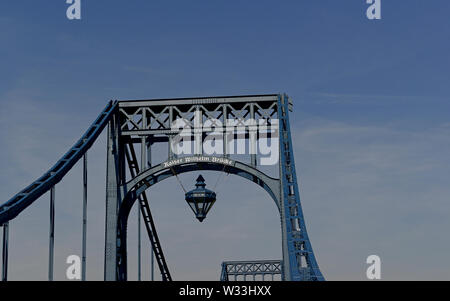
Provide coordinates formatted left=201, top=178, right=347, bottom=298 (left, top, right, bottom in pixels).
left=0, top=1, right=449, bottom=280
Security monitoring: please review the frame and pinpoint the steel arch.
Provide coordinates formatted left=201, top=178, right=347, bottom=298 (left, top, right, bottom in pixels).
left=115, top=157, right=281, bottom=281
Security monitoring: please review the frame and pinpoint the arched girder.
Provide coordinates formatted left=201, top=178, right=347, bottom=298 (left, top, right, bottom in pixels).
left=115, top=156, right=281, bottom=281
left=122, top=157, right=281, bottom=215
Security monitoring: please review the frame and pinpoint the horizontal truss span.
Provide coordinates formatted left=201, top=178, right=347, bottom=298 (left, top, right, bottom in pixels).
left=117, top=94, right=282, bottom=137
left=118, top=94, right=279, bottom=108
left=220, top=260, right=283, bottom=281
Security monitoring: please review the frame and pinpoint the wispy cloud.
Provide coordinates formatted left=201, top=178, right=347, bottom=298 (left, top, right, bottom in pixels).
left=302, top=92, right=448, bottom=105
left=292, top=119, right=450, bottom=280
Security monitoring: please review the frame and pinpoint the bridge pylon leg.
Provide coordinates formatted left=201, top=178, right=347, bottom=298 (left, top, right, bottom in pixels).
left=278, top=94, right=324, bottom=281
left=104, top=114, right=125, bottom=281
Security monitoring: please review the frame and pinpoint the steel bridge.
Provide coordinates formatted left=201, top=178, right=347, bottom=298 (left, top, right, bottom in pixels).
left=0, top=93, right=324, bottom=281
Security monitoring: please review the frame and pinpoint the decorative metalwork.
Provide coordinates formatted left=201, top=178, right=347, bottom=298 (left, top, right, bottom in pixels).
left=185, top=175, right=216, bottom=222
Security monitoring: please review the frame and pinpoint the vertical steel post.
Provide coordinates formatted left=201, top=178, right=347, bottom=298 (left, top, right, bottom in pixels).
left=137, top=112, right=147, bottom=282
left=104, top=115, right=122, bottom=281
left=82, top=152, right=88, bottom=281
left=147, top=138, right=154, bottom=281
left=2, top=222, right=9, bottom=281
left=222, top=104, right=227, bottom=157
left=250, top=103, right=257, bottom=167
left=49, top=185, right=55, bottom=281
left=151, top=251, right=154, bottom=281
left=137, top=205, right=141, bottom=281
left=147, top=139, right=152, bottom=168
left=138, top=136, right=147, bottom=281
left=194, top=106, right=202, bottom=155
left=168, top=106, right=172, bottom=159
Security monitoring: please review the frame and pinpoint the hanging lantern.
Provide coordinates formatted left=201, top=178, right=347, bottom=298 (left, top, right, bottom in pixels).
left=185, top=175, right=216, bottom=222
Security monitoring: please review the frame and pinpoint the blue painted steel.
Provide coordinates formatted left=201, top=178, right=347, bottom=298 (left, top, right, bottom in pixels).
left=220, top=262, right=228, bottom=281
left=0, top=101, right=118, bottom=225
left=278, top=94, right=324, bottom=281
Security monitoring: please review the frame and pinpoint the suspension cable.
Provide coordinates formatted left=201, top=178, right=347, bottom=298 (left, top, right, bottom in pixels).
left=169, top=166, right=187, bottom=193
left=213, top=164, right=230, bottom=193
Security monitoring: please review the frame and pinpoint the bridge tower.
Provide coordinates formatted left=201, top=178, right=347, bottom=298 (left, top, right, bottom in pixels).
left=104, top=93, right=324, bottom=281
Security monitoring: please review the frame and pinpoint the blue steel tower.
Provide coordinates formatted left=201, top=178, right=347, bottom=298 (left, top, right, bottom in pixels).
left=277, top=94, right=324, bottom=281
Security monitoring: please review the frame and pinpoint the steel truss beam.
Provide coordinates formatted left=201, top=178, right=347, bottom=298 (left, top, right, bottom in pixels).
left=118, top=95, right=279, bottom=140
left=220, top=260, right=283, bottom=281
